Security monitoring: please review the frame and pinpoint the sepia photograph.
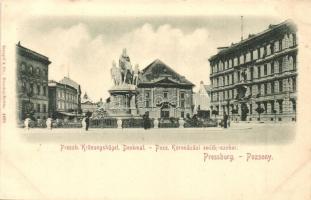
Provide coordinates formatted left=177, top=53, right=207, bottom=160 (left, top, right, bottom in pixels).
left=15, top=15, right=297, bottom=144
left=0, top=1, right=310, bottom=200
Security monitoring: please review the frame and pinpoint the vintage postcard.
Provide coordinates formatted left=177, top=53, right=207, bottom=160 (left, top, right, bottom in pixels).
left=0, top=0, right=310, bottom=199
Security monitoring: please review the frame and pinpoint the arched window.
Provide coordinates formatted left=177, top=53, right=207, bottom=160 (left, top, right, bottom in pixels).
left=288, top=56, right=294, bottom=70
left=282, top=34, right=289, bottom=49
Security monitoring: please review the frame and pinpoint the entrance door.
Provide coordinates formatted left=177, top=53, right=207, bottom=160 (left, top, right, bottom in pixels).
left=241, top=102, right=248, bottom=121
left=160, top=103, right=170, bottom=118
left=161, top=110, right=170, bottom=118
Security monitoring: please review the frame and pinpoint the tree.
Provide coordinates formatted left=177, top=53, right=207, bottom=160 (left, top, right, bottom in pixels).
left=255, top=105, right=265, bottom=120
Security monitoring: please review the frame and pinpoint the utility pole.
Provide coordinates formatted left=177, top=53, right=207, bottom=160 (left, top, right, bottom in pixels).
left=241, top=16, right=244, bottom=41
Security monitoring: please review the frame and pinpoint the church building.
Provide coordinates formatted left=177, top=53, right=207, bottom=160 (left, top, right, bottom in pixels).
left=137, top=59, right=194, bottom=119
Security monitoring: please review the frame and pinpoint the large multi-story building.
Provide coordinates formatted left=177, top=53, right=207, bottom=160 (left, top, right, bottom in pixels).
left=209, top=20, right=297, bottom=122
left=48, top=78, right=81, bottom=119
left=137, top=59, right=194, bottom=119
left=16, top=42, right=51, bottom=122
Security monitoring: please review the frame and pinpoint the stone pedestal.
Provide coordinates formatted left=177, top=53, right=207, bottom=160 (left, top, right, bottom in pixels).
left=178, top=118, right=185, bottom=128
left=153, top=119, right=159, bottom=128
left=117, top=118, right=122, bottom=128
left=107, top=84, right=138, bottom=117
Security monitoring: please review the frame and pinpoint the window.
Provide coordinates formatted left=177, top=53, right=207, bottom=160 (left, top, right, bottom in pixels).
left=246, top=52, right=251, bottom=62
left=279, top=80, right=283, bottom=92
left=264, top=102, right=267, bottom=113
left=279, top=101, right=283, bottom=113
left=274, top=41, right=279, bottom=52
left=219, top=61, right=223, bottom=71
left=250, top=67, right=254, bottom=80
left=250, top=104, right=252, bottom=114
left=229, top=59, right=232, bottom=68
left=43, top=86, right=46, bottom=96
left=260, top=47, right=265, bottom=58
left=181, top=111, right=184, bottom=118
left=271, top=101, right=275, bottom=113
left=163, top=91, right=168, bottom=99
left=288, top=56, right=294, bottom=71
left=43, top=104, right=46, bottom=112
left=29, top=65, right=33, bottom=74
left=253, top=49, right=258, bottom=60
left=258, top=84, right=261, bottom=96
left=264, top=83, right=267, bottom=95
left=37, top=85, right=41, bottom=95
left=145, top=91, right=151, bottom=107
left=267, top=44, right=271, bottom=55
left=270, top=42, right=274, bottom=54
left=180, top=92, right=185, bottom=108
left=271, top=82, right=275, bottom=93
left=37, top=104, right=40, bottom=112
left=234, top=57, right=238, bottom=66
left=239, top=55, right=244, bottom=64
left=264, top=64, right=267, bottom=75
left=258, top=66, right=261, bottom=78
left=271, top=62, right=274, bottom=74
left=293, top=77, right=296, bottom=92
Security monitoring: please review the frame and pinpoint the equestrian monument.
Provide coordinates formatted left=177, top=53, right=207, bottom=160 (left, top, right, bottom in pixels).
left=108, top=49, right=139, bottom=117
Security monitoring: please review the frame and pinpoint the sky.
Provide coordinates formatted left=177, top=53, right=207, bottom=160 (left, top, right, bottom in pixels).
left=18, top=16, right=282, bottom=101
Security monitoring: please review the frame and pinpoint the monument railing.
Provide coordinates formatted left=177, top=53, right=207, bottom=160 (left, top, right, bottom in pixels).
left=21, top=117, right=218, bottom=129
left=90, top=118, right=118, bottom=128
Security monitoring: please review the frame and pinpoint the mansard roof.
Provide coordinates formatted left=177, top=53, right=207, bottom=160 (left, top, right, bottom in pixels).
left=209, top=19, right=297, bottom=61
left=138, top=59, right=194, bottom=87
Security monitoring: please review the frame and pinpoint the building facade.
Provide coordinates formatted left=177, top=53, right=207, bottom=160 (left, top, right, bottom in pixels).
left=209, top=20, right=297, bottom=122
left=193, top=81, right=211, bottom=118
left=16, top=42, right=51, bottom=122
left=81, top=92, right=98, bottom=114
left=48, top=80, right=80, bottom=119
left=59, top=76, right=82, bottom=113
left=137, top=59, right=194, bottom=119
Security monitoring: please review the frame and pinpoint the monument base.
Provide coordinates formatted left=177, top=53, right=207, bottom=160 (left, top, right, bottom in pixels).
left=107, top=84, right=139, bottom=118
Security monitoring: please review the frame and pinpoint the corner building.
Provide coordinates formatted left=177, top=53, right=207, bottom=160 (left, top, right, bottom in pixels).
left=209, top=20, right=297, bottom=122
left=16, top=42, right=51, bottom=122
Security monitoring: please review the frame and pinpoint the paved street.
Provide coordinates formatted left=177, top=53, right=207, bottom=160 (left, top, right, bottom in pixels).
left=20, top=123, right=296, bottom=145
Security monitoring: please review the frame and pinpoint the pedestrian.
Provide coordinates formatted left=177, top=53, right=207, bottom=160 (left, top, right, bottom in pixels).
left=143, top=112, right=150, bottom=130
left=223, top=112, right=228, bottom=128
left=85, top=116, right=90, bottom=131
